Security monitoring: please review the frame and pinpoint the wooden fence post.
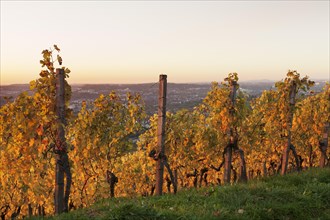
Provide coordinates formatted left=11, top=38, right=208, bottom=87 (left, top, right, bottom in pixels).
left=54, top=68, right=72, bottom=214
left=156, top=74, right=167, bottom=196
left=55, top=68, right=65, bottom=214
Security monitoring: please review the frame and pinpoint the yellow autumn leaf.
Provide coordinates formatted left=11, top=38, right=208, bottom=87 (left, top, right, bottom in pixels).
left=29, top=138, right=35, bottom=147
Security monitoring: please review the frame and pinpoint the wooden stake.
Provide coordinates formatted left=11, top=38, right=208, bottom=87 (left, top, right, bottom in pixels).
left=156, top=74, right=167, bottom=196
left=54, top=69, right=72, bottom=213
left=55, top=68, right=65, bottom=214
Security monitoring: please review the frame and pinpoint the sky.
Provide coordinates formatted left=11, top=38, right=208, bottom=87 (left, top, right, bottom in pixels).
left=1, top=1, right=329, bottom=85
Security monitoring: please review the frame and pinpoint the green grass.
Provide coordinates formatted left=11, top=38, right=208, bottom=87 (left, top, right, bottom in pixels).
left=34, top=168, right=330, bottom=220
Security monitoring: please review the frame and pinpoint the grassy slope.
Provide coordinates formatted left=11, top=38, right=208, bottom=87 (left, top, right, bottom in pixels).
left=38, top=168, right=330, bottom=220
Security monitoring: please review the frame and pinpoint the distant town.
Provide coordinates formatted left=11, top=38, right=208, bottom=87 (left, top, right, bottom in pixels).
left=1, top=80, right=327, bottom=115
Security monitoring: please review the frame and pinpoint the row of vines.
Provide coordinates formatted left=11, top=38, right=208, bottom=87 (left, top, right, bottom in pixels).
left=0, top=46, right=329, bottom=219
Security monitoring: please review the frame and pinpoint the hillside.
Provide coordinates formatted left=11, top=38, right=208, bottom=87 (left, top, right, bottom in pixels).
left=34, top=168, right=330, bottom=220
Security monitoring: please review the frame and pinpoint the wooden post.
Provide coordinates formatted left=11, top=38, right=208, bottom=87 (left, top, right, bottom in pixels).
left=224, top=80, right=238, bottom=184
left=54, top=68, right=73, bottom=214
left=156, top=74, right=167, bottom=196
left=55, top=68, right=65, bottom=214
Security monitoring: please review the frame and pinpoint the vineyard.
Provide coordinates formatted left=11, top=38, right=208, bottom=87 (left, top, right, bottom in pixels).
left=0, top=46, right=329, bottom=219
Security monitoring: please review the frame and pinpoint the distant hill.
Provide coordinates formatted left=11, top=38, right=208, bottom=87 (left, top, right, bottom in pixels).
left=1, top=80, right=327, bottom=114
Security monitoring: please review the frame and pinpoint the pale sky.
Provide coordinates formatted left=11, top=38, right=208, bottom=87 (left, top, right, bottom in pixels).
left=1, top=1, right=329, bottom=85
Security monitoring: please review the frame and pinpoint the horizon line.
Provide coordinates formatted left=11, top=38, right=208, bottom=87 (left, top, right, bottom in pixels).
left=2, top=78, right=330, bottom=87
